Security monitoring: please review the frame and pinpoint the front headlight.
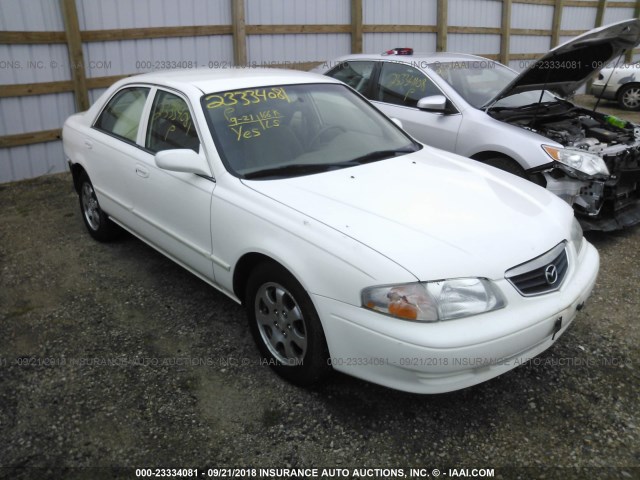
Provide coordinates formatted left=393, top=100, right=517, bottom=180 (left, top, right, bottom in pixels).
left=570, top=217, right=584, bottom=254
left=362, top=278, right=506, bottom=322
left=542, top=145, right=609, bottom=178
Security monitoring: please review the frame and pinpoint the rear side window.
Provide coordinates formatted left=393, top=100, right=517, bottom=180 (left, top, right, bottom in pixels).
left=146, top=90, right=200, bottom=153
left=375, top=62, right=441, bottom=108
left=326, top=61, right=375, bottom=96
left=94, top=87, right=150, bottom=142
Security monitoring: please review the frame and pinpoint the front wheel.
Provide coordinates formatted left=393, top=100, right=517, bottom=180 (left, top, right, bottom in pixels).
left=78, top=171, right=120, bottom=242
left=245, top=262, right=330, bottom=386
left=617, top=83, right=640, bottom=111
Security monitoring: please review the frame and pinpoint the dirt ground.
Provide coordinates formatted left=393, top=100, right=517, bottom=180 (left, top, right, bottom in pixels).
left=0, top=97, right=639, bottom=480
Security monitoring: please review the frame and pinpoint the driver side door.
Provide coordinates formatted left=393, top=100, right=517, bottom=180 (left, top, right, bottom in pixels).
left=129, top=87, right=217, bottom=282
left=369, top=62, right=462, bottom=152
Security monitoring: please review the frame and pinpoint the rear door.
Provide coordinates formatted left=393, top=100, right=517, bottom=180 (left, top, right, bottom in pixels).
left=88, top=86, right=151, bottom=223
left=325, top=60, right=377, bottom=97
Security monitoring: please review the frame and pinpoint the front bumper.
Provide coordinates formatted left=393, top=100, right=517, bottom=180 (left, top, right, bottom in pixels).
left=577, top=164, right=640, bottom=231
left=548, top=148, right=640, bottom=231
left=579, top=198, right=640, bottom=231
left=313, top=242, right=599, bottom=394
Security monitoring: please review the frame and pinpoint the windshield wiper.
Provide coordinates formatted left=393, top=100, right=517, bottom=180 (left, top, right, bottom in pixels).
left=347, top=147, right=419, bottom=165
left=243, top=163, right=344, bottom=179
left=243, top=147, right=420, bottom=180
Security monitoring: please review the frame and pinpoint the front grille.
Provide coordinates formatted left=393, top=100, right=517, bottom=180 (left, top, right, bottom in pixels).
left=506, top=243, right=568, bottom=297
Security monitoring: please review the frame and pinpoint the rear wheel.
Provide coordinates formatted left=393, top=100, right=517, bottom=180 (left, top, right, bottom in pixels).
left=78, top=171, right=120, bottom=242
left=617, top=83, right=640, bottom=110
left=245, top=261, right=330, bottom=386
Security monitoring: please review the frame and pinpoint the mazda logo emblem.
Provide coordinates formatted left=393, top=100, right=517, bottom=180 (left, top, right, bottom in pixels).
left=545, top=264, right=558, bottom=285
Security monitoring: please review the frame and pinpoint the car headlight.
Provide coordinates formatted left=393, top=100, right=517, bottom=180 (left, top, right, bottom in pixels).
left=542, top=145, right=609, bottom=179
left=570, top=217, right=584, bottom=254
left=362, top=278, right=506, bottom=322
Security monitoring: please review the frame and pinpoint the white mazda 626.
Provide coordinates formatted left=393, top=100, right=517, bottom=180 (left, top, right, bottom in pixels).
left=62, top=68, right=599, bottom=393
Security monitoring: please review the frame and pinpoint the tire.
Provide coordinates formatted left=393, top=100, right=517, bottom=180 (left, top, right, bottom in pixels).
left=245, top=261, right=330, bottom=386
left=481, top=156, right=527, bottom=179
left=617, top=84, right=640, bottom=111
left=78, top=171, right=120, bottom=242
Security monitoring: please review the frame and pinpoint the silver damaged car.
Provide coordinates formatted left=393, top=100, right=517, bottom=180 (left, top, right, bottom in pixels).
left=316, top=20, right=640, bottom=231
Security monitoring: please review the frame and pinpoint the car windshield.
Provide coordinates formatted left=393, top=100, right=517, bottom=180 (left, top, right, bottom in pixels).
left=431, top=60, right=557, bottom=109
left=201, top=83, right=420, bottom=179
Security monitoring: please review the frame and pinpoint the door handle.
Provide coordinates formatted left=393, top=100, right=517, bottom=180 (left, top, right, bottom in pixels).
left=135, top=165, right=149, bottom=178
left=84, top=139, right=93, bottom=149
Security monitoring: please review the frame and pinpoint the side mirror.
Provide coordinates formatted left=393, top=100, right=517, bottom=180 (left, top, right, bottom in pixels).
left=390, top=118, right=404, bottom=129
left=155, top=149, right=211, bottom=177
left=417, top=95, right=447, bottom=111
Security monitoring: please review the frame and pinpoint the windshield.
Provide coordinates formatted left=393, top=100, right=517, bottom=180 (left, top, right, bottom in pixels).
left=201, top=83, right=419, bottom=179
left=432, top=60, right=557, bottom=109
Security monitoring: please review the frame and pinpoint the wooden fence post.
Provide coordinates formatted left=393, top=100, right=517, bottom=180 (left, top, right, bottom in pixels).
left=500, top=0, right=512, bottom=65
left=436, top=0, right=447, bottom=52
left=595, top=0, right=607, bottom=28
left=60, top=0, right=89, bottom=111
left=232, top=0, right=247, bottom=65
left=550, top=0, right=565, bottom=49
left=351, top=0, right=363, bottom=54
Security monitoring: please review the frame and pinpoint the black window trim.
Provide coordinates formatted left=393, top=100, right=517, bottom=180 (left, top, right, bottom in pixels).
left=326, top=59, right=380, bottom=99
left=143, top=86, right=202, bottom=156
left=91, top=84, right=153, bottom=148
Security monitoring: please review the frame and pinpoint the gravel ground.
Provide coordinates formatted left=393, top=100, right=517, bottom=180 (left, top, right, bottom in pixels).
left=1, top=97, right=639, bottom=480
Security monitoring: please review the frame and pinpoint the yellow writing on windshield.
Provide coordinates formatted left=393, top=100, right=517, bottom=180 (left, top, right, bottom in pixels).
left=205, top=87, right=290, bottom=109
left=224, top=108, right=284, bottom=141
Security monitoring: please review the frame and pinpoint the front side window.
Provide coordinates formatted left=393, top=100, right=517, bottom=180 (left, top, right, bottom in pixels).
left=94, top=87, right=150, bottom=142
left=326, top=61, right=376, bottom=95
left=201, top=83, right=420, bottom=179
left=146, top=90, right=200, bottom=153
left=375, top=62, right=441, bottom=108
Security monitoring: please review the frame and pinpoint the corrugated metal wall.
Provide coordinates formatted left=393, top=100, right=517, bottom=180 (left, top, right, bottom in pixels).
left=0, top=0, right=70, bottom=180
left=77, top=0, right=234, bottom=78
left=363, top=0, right=438, bottom=25
left=1, top=0, right=639, bottom=183
left=245, top=0, right=349, bottom=24
left=363, top=0, right=437, bottom=52
left=245, top=0, right=350, bottom=64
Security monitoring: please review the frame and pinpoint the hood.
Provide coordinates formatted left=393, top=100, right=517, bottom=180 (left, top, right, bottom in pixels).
left=243, top=148, right=572, bottom=281
left=487, top=19, right=640, bottom=107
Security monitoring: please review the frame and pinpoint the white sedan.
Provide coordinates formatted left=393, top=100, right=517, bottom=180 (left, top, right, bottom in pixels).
left=316, top=20, right=640, bottom=232
left=62, top=69, right=599, bottom=393
left=591, top=61, right=640, bottom=110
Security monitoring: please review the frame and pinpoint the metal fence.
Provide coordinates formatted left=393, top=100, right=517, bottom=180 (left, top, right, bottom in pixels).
left=1, top=0, right=639, bottom=183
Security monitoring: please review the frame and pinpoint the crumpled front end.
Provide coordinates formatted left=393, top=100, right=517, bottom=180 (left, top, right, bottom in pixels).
left=543, top=142, right=640, bottom=231
left=491, top=100, right=640, bottom=231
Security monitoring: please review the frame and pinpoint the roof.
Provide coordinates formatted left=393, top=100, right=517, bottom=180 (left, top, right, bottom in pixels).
left=319, top=51, right=491, bottom=68
left=128, top=67, right=338, bottom=93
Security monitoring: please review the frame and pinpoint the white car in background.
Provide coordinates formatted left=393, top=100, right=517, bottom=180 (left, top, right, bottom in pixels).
left=591, top=61, right=640, bottom=110
left=316, top=19, right=640, bottom=231
left=63, top=68, right=598, bottom=394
